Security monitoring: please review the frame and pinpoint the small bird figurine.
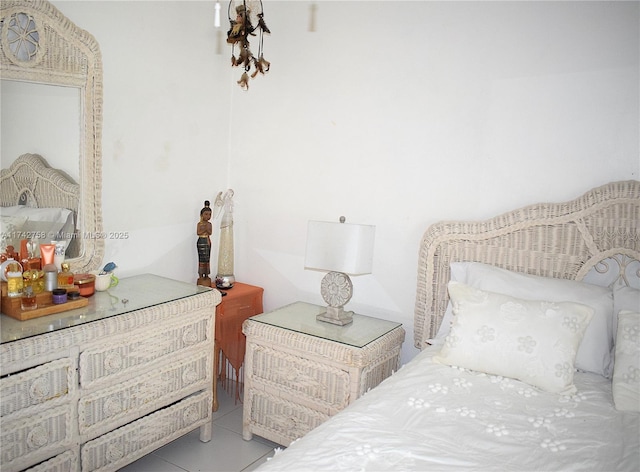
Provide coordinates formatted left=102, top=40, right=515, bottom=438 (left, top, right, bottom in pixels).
left=100, top=262, right=117, bottom=275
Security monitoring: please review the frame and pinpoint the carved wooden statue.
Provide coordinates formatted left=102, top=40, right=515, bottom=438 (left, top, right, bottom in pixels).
left=196, top=201, right=213, bottom=286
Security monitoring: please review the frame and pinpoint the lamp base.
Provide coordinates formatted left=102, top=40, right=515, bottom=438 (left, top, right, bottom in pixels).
left=316, top=306, right=354, bottom=326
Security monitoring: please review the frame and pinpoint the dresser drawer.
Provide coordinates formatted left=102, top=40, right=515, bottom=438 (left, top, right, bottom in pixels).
left=1, top=404, right=73, bottom=472
left=247, top=344, right=350, bottom=410
left=1, top=358, right=76, bottom=417
left=24, top=449, right=78, bottom=472
left=81, top=391, right=212, bottom=472
left=78, top=349, right=211, bottom=439
left=244, top=389, right=328, bottom=447
left=79, top=311, right=212, bottom=388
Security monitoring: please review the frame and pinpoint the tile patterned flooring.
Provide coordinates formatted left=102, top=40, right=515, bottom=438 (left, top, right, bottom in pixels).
left=120, top=384, right=278, bottom=472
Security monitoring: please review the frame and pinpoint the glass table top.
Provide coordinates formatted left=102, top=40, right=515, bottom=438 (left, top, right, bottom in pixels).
left=250, top=301, right=402, bottom=348
left=1, top=274, right=214, bottom=344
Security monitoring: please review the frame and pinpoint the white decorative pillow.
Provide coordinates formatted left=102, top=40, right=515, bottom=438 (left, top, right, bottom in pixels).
left=434, top=282, right=594, bottom=394
left=614, top=284, right=640, bottom=318
left=0, top=215, right=28, bottom=247
left=613, top=284, right=640, bottom=342
left=612, top=310, right=639, bottom=411
left=1, top=206, right=75, bottom=252
left=436, top=262, right=614, bottom=378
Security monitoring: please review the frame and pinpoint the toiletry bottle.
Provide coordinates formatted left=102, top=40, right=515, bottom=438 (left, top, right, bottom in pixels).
left=39, top=243, right=56, bottom=266
left=19, top=239, right=29, bottom=268
left=6, top=261, right=24, bottom=297
left=21, top=285, right=37, bottom=310
left=57, top=263, right=74, bottom=290
left=31, top=269, right=45, bottom=293
left=0, top=257, right=17, bottom=281
left=43, top=264, right=58, bottom=292
left=54, top=241, right=65, bottom=271
left=27, top=240, right=41, bottom=270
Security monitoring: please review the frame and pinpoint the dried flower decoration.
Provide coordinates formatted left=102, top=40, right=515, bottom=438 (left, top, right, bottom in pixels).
left=227, top=1, right=271, bottom=90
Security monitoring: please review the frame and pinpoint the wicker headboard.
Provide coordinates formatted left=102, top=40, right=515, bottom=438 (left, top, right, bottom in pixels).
left=414, top=180, right=640, bottom=349
left=0, top=153, right=79, bottom=210
left=1, top=153, right=80, bottom=257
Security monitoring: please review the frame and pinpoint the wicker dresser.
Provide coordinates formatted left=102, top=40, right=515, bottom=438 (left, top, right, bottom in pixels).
left=0, top=274, right=221, bottom=472
left=242, top=302, right=405, bottom=446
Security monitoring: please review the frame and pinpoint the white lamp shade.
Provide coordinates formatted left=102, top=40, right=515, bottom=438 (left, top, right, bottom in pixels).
left=304, top=220, right=375, bottom=275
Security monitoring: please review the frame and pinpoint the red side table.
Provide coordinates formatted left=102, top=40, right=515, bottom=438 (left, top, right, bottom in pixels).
left=213, top=282, right=264, bottom=410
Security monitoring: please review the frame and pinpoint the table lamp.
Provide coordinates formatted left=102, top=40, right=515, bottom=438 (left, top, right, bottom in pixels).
left=304, top=217, right=375, bottom=325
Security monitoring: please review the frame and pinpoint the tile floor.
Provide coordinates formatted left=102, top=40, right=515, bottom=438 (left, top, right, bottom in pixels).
left=120, top=384, right=278, bottom=472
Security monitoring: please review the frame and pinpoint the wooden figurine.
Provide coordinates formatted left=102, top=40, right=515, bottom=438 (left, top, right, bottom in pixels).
left=196, top=201, right=213, bottom=286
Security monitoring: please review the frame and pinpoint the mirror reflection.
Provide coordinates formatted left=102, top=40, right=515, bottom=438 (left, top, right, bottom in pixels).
left=1, top=80, right=80, bottom=182
left=0, top=0, right=104, bottom=272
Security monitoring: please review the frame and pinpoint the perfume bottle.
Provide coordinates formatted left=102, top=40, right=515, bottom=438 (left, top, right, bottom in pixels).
left=21, top=285, right=37, bottom=310
left=57, top=263, right=74, bottom=290
left=6, top=261, right=24, bottom=297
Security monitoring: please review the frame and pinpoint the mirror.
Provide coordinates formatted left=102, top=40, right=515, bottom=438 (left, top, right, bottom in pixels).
left=2, top=80, right=80, bottom=182
left=0, top=0, right=103, bottom=272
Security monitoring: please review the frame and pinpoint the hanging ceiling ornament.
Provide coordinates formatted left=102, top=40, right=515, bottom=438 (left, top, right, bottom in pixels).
left=227, top=0, right=271, bottom=90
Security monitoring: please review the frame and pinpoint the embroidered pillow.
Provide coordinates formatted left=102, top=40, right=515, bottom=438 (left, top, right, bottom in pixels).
left=613, top=284, right=640, bottom=331
left=612, top=310, right=640, bottom=411
left=435, top=282, right=594, bottom=394
left=436, top=262, right=614, bottom=378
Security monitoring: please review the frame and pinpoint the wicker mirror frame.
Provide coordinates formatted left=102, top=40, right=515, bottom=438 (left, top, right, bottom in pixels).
left=0, top=0, right=103, bottom=272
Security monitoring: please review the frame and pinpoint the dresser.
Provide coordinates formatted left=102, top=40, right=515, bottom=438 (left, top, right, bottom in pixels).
left=0, top=274, right=221, bottom=472
left=242, top=302, right=405, bottom=446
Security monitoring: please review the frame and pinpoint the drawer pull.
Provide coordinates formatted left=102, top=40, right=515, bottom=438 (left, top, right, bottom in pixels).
left=182, top=368, right=198, bottom=385
left=26, top=425, right=49, bottom=449
left=104, top=352, right=123, bottom=372
left=103, top=397, right=123, bottom=417
left=106, top=442, right=124, bottom=462
left=29, top=376, right=51, bottom=401
left=182, top=327, right=198, bottom=345
left=182, top=405, right=199, bottom=425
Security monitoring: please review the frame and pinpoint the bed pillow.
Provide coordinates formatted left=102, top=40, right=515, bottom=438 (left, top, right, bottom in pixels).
left=612, top=310, right=639, bottom=411
left=437, top=262, right=614, bottom=378
left=613, top=284, right=640, bottom=342
left=0, top=215, right=28, bottom=247
left=614, top=283, right=640, bottom=317
left=434, top=282, right=594, bottom=394
left=1, top=206, right=75, bottom=253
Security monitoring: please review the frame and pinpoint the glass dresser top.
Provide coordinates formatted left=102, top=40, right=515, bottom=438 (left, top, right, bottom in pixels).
left=251, top=301, right=401, bottom=348
left=1, top=274, right=213, bottom=344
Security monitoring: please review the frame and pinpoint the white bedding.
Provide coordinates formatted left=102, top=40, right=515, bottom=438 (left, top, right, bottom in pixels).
left=0, top=205, right=75, bottom=253
left=258, top=340, right=640, bottom=471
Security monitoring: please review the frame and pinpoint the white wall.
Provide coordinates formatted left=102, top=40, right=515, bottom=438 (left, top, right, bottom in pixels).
left=52, top=0, right=232, bottom=281
left=51, top=0, right=639, bottom=363
left=1, top=82, right=80, bottom=180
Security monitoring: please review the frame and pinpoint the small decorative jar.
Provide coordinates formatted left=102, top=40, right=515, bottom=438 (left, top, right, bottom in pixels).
left=73, top=273, right=96, bottom=297
left=52, top=288, right=67, bottom=304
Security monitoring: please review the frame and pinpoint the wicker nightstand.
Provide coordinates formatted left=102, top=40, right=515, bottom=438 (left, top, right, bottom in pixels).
left=242, top=302, right=405, bottom=446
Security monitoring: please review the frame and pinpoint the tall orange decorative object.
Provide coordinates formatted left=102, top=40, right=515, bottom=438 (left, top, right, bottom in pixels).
left=213, top=281, right=263, bottom=410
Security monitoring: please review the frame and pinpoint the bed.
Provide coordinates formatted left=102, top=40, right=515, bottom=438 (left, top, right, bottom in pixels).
left=0, top=153, right=80, bottom=258
left=256, top=180, right=639, bottom=471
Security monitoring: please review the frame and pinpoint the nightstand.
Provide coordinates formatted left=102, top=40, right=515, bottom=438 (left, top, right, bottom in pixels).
left=214, top=282, right=264, bottom=410
left=242, top=301, right=405, bottom=446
